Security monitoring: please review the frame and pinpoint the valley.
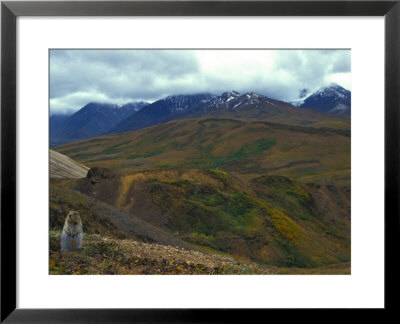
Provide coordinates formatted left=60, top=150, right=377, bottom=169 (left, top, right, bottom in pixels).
left=50, top=87, right=351, bottom=274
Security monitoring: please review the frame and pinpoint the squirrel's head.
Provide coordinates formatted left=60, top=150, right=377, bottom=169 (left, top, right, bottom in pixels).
left=66, top=211, right=81, bottom=225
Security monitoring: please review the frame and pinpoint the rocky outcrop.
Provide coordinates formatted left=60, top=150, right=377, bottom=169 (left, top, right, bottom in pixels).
left=50, top=150, right=89, bottom=178
left=87, top=167, right=116, bottom=182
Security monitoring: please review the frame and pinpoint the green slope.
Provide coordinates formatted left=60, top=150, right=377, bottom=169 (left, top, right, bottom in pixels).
left=64, top=168, right=350, bottom=268
left=51, top=115, right=350, bottom=270
left=55, top=117, right=350, bottom=186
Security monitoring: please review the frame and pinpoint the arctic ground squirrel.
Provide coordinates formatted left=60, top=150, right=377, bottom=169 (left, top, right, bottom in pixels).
left=60, top=211, right=83, bottom=252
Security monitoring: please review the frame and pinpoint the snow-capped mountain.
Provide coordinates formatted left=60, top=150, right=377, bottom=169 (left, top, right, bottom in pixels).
left=109, top=93, right=214, bottom=134
left=109, top=91, right=283, bottom=134
left=50, top=88, right=352, bottom=146
left=160, top=94, right=215, bottom=113
left=50, top=102, right=148, bottom=146
left=191, top=90, right=274, bottom=115
left=299, top=88, right=311, bottom=99
left=292, top=84, right=351, bottom=115
left=290, top=89, right=312, bottom=107
left=205, top=91, right=241, bottom=108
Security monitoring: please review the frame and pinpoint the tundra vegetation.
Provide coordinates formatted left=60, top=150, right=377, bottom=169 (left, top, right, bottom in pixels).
left=50, top=112, right=350, bottom=274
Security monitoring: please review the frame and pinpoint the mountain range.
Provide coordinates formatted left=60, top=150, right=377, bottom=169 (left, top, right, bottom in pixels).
left=50, top=101, right=148, bottom=146
left=50, top=84, right=351, bottom=146
left=49, top=84, right=351, bottom=273
left=291, top=84, right=351, bottom=115
left=109, top=93, right=214, bottom=134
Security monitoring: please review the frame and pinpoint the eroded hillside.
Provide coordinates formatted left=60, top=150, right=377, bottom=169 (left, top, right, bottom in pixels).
left=50, top=149, right=89, bottom=178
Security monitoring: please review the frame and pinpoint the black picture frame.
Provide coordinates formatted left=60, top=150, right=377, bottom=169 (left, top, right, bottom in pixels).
left=1, top=0, right=399, bottom=322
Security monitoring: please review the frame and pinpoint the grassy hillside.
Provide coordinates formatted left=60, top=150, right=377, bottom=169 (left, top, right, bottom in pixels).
left=51, top=114, right=350, bottom=273
left=49, top=230, right=349, bottom=275
left=50, top=178, right=195, bottom=249
left=55, top=117, right=350, bottom=187
left=49, top=230, right=276, bottom=275
left=61, top=167, right=350, bottom=268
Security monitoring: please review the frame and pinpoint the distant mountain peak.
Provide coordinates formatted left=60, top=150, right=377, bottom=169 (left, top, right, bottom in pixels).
left=221, top=90, right=239, bottom=95
left=243, top=91, right=265, bottom=101
left=164, top=93, right=213, bottom=100
left=158, top=93, right=215, bottom=113
left=83, top=102, right=118, bottom=109
left=50, top=101, right=149, bottom=146
left=109, top=93, right=215, bottom=134
left=327, top=82, right=345, bottom=89
left=294, top=84, right=351, bottom=115
left=299, top=88, right=311, bottom=99
left=220, top=91, right=240, bottom=102
left=201, top=90, right=271, bottom=111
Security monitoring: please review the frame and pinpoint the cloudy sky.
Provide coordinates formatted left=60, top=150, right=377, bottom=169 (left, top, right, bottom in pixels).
left=50, top=49, right=351, bottom=115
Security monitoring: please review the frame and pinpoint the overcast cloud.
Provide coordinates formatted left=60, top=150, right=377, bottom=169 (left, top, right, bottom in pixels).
left=50, top=49, right=351, bottom=115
